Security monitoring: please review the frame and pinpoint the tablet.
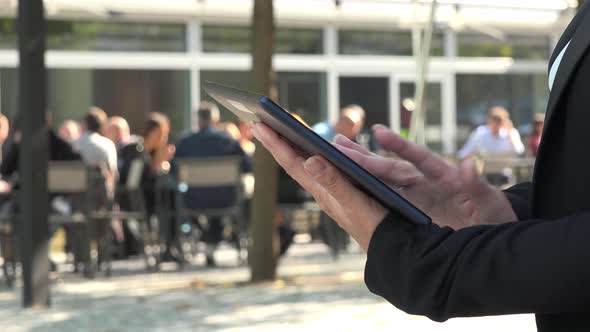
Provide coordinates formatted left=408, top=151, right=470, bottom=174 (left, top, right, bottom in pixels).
left=204, top=82, right=431, bottom=225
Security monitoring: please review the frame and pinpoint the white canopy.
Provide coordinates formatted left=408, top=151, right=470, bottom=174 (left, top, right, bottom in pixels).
left=0, top=0, right=579, bottom=32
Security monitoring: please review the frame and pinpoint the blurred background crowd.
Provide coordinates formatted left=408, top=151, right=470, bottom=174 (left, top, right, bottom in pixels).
left=0, top=96, right=544, bottom=277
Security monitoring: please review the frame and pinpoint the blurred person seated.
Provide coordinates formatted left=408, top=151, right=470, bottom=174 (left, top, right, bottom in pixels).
left=529, top=113, right=545, bottom=157
left=105, top=116, right=144, bottom=177
left=110, top=113, right=177, bottom=259
left=130, top=113, right=178, bottom=260
left=0, top=114, right=9, bottom=164
left=334, top=115, right=356, bottom=141
left=1, top=124, right=80, bottom=204
left=458, top=107, right=525, bottom=186
left=174, top=101, right=252, bottom=266
left=313, top=104, right=365, bottom=142
left=75, top=108, right=122, bottom=256
left=118, top=112, right=175, bottom=185
left=58, top=120, right=81, bottom=147
left=105, top=116, right=140, bottom=151
left=312, top=104, right=379, bottom=152
left=1, top=116, right=81, bottom=269
left=76, top=107, right=118, bottom=181
left=238, top=121, right=256, bottom=157
left=458, top=106, right=525, bottom=159
left=104, top=115, right=145, bottom=257
left=2, top=117, right=80, bottom=180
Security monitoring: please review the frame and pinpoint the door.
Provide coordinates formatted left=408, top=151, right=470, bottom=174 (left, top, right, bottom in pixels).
left=391, top=74, right=454, bottom=154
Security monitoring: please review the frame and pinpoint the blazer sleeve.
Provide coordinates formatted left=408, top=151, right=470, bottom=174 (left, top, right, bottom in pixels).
left=365, top=210, right=590, bottom=322
left=503, top=182, right=532, bottom=220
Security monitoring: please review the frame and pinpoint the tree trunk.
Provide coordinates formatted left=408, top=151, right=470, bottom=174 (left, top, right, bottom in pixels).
left=249, top=0, right=279, bottom=282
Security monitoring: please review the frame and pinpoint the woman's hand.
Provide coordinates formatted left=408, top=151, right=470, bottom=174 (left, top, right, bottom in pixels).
left=334, top=125, right=517, bottom=230
left=251, top=122, right=387, bottom=252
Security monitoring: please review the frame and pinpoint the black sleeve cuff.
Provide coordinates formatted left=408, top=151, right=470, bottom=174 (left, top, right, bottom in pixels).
left=364, top=210, right=418, bottom=300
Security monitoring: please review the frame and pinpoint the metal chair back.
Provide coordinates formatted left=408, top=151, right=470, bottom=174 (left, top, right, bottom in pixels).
left=176, top=157, right=242, bottom=189
left=47, top=161, right=88, bottom=193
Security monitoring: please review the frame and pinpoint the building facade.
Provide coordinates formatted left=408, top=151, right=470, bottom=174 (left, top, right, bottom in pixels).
left=0, top=0, right=577, bottom=154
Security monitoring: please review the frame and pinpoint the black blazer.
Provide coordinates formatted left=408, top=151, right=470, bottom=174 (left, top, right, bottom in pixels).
left=364, top=3, right=590, bottom=332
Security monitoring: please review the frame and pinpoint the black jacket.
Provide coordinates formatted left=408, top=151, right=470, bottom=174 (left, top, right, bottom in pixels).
left=1, top=130, right=80, bottom=178
left=364, top=3, right=590, bottom=331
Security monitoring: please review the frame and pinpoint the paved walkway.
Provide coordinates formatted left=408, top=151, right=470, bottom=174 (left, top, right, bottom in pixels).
left=0, top=241, right=536, bottom=332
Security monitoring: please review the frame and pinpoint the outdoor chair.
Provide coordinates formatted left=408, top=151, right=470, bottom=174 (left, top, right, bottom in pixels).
left=175, top=156, right=248, bottom=265
left=113, top=159, right=161, bottom=271
left=481, top=157, right=535, bottom=189
left=48, top=161, right=116, bottom=278
left=0, top=161, right=115, bottom=284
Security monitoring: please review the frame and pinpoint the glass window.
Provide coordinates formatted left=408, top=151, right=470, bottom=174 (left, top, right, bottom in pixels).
left=202, top=26, right=250, bottom=53
left=0, top=18, right=187, bottom=52
left=276, top=72, right=327, bottom=125
left=421, top=31, right=445, bottom=57
left=200, top=70, right=327, bottom=126
left=339, top=77, right=389, bottom=129
left=458, top=33, right=550, bottom=60
left=276, top=28, right=323, bottom=54
left=456, top=74, right=549, bottom=151
left=202, top=25, right=323, bottom=54
left=0, top=19, right=17, bottom=49
left=338, top=29, right=413, bottom=56
left=0, top=69, right=18, bottom=121
left=1, top=69, right=190, bottom=140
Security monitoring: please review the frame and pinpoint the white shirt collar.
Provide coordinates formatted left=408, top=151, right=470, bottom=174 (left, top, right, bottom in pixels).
left=549, top=40, right=571, bottom=91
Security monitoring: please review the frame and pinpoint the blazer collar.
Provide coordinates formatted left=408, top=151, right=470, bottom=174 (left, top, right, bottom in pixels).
left=549, top=4, right=590, bottom=68
left=533, top=13, right=590, bottom=199
left=545, top=17, right=590, bottom=127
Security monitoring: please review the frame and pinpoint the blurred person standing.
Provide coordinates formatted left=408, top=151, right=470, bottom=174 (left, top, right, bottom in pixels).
left=529, top=113, right=545, bottom=157
left=457, top=106, right=525, bottom=159
left=174, top=101, right=252, bottom=266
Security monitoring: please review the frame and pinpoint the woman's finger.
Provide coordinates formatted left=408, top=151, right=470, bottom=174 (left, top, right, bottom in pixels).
left=334, top=134, right=372, bottom=156
left=373, top=125, right=453, bottom=180
left=335, top=143, right=423, bottom=187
